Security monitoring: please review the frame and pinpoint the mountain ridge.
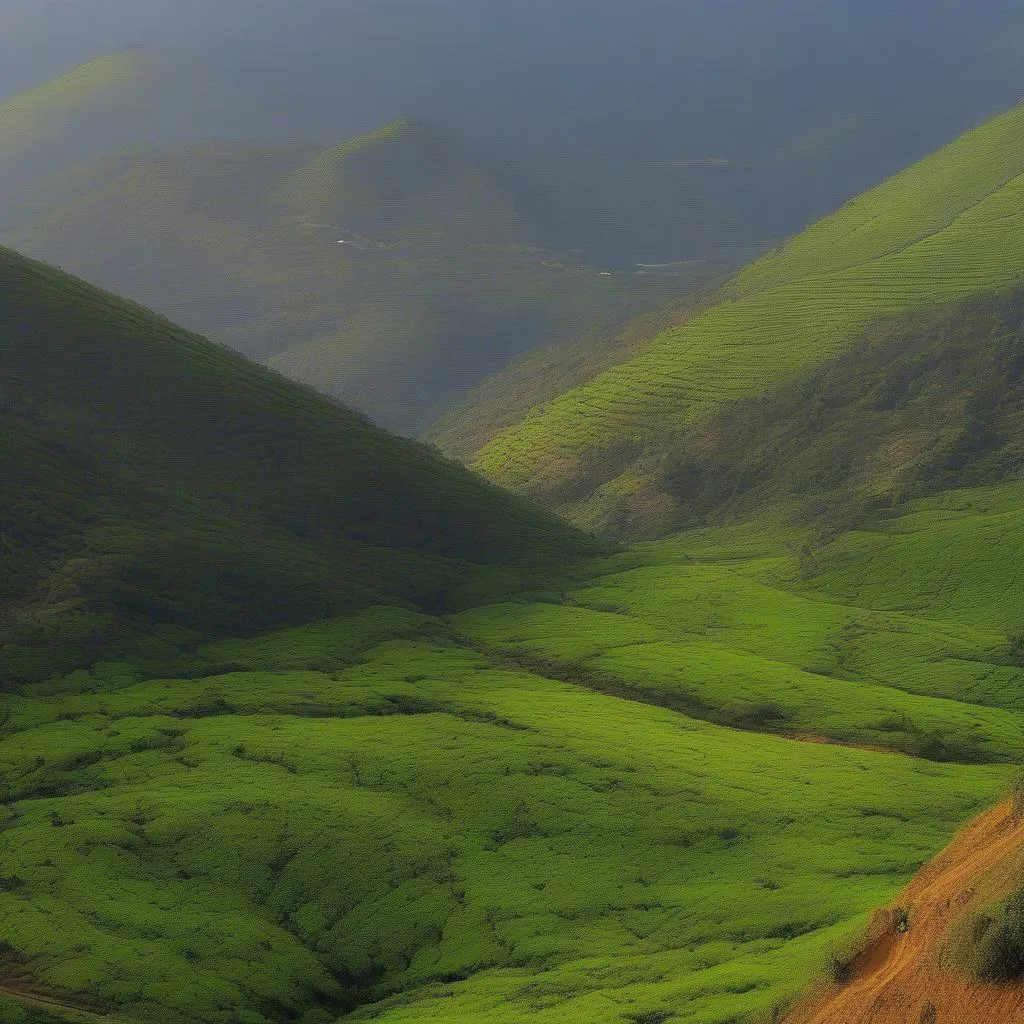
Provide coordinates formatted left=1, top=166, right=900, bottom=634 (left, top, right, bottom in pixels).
left=0, top=243, right=594, bottom=685
left=471, top=99, right=1024, bottom=535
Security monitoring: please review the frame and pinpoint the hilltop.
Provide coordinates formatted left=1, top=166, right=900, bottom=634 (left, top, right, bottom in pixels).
left=0, top=245, right=593, bottom=685
left=0, top=103, right=686, bottom=435
left=471, top=100, right=1024, bottom=535
left=0, top=54, right=139, bottom=163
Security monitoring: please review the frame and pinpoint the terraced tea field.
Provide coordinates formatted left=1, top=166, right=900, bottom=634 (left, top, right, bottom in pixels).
left=474, top=101, right=1024, bottom=527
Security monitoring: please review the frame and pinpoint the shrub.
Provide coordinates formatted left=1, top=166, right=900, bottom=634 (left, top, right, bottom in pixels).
left=955, top=885, right=1024, bottom=982
left=625, top=1012, right=673, bottom=1024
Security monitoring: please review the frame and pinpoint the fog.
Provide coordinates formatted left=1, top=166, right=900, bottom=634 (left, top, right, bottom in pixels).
left=4, top=0, right=1024, bottom=155
left=3, top=0, right=1024, bottom=260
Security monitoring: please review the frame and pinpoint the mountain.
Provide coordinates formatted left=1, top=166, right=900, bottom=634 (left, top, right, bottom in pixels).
left=1, top=116, right=686, bottom=434
left=9, top=18, right=1024, bottom=1022
left=470, top=100, right=1024, bottom=536
left=0, top=53, right=139, bottom=185
left=4, top=2, right=1024, bottom=264
left=0, top=244, right=594, bottom=685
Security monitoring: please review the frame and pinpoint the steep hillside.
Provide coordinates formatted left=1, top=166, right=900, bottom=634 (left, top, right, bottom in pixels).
left=785, top=798, right=1024, bottom=1024
left=0, top=246, right=593, bottom=685
left=427, top=289, right=739, bottom=460
left=1, top=121, right=683, bottom=434
left=624, top=286, right=1024, bottom=537
left=474, top=101, right=1024, bottom=535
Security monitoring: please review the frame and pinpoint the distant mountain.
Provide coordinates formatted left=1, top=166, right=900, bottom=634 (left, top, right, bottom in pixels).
left=4, top=2, right=1024, bottom=263
left=471, top=100, right=1024, bottom=536
left=0, top=245, right=594, bottom=685
left=1, top=114, right=687, bottom=434
left=0, top=53, right=139, bottom=183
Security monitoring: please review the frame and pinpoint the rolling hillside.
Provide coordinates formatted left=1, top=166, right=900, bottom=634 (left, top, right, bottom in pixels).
left=7, top=237, right=1024, bottom=1024
left=0, top=245, right=593, bottom=685
left=472, top=100, right=1024, bottom=535
left=9, top=36, right=1024, bottom=1024
left=0, top=116, right=686, bottom=435
left=2, top=440, right=1022, bottom=1023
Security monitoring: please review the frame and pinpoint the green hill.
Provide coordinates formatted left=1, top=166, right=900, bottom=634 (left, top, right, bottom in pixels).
left=0, top=245, right=593, bottom=685
left=0, top=54, right=139, bottom=164
left=4, top=246, right=1024, bottom=1024
left=654, top=287, right=1024, bottom=533
left=472, top=100, right=1024, bottom=534
left=277, top=118, right=526, bottom=245
left=1, top=121, right=686, bottom=435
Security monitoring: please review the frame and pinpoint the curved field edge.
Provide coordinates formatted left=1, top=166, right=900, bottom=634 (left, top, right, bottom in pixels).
left=6, top=482, right=1024, bottom=1024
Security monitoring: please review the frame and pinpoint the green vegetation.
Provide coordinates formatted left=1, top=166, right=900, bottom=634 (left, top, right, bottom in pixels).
left=455, top=486, right=1024, bottom=763
left=9, top=86, right=1024, bottom=1024
left=0, top=55, right=139, bottom=161
left=0, top=245, right=592, bottom=685
left=427, top=292, right=730, bottom=461
left=473, top=101, right=1024, bottom=534
left=648, top=286, right=1024, bottom=536
left=0, top=621, right=1004, bottom=1024
left=950, top=885, right=1024, bottom=982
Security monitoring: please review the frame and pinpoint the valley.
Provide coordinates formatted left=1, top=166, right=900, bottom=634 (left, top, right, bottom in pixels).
left=5, top=8, right=1024, bottom=1024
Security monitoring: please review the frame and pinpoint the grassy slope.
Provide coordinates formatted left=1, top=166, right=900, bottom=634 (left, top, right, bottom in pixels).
left=474, top=101, right=1024, bottom=531
left=0, top=246, right=593, bottom=684
left=2, top=485, right=1021, bottom=1024
left=636, top=286, right=1024, bottom=536
left=3, top=245, right=1024, bottom=1024
left=0, top=55, right=139, bottom=160
left=426, top=291, right=731, bottom=461
left=1, top=123, right=681, bottom=435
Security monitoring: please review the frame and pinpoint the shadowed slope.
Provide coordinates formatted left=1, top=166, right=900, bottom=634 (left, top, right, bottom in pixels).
left=0, top=247, right=595, bottom=684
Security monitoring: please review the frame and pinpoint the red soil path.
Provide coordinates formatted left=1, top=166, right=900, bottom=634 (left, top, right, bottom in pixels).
left=786, top=799, right=1024, bottom=1024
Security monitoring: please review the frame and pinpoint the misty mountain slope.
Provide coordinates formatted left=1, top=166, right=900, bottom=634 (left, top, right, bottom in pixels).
left=0, top=245, right=594, bottom=685
left=276, top=117, right=526, bottom=244
left=2, top=119, right=683, bottom=434
left=0, top=54, right=140, bottom=184
left=474, top=99, right=1024, bottom=536
left=5, top=2, right=1024, bottom=264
